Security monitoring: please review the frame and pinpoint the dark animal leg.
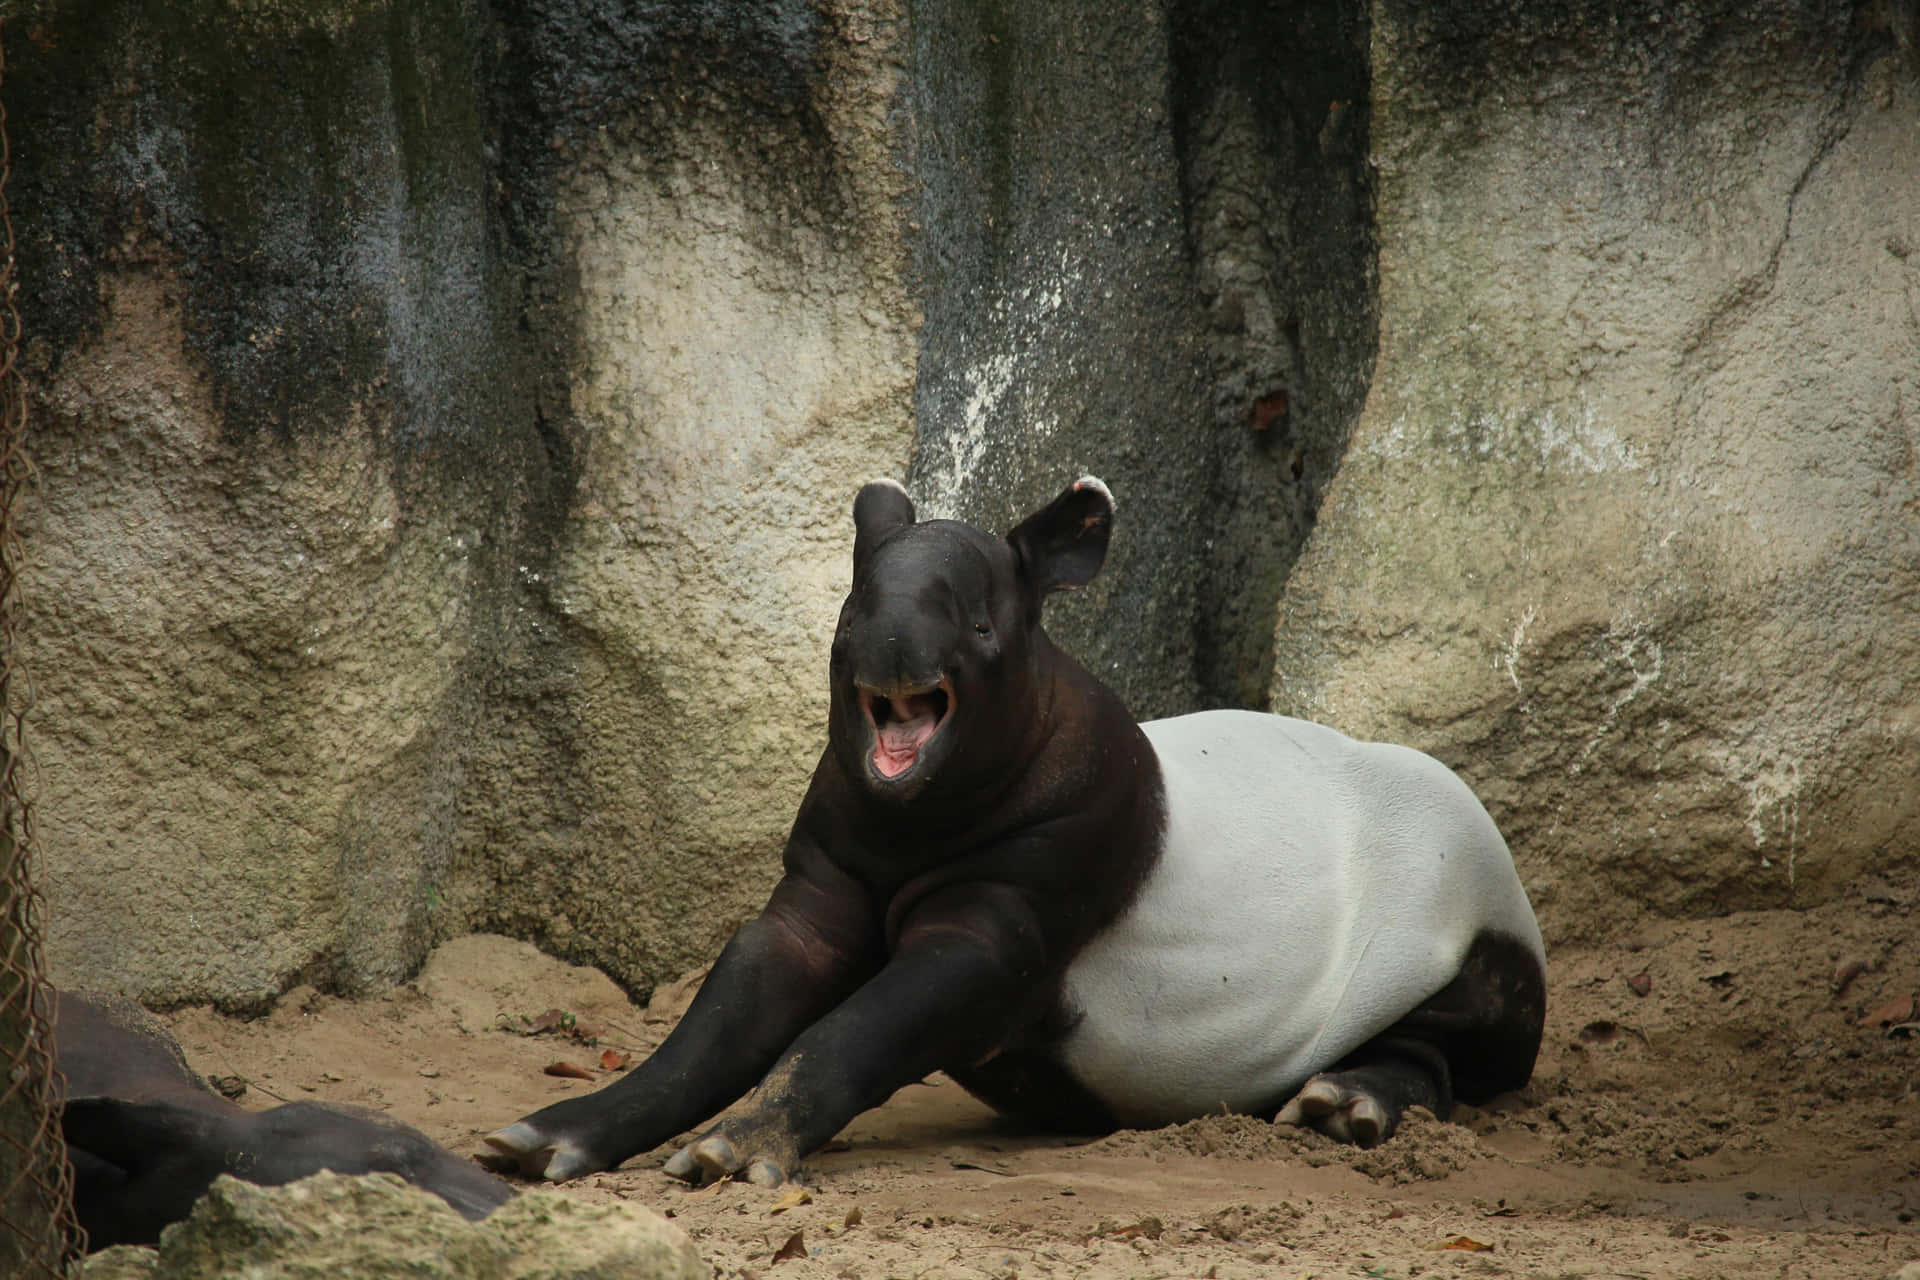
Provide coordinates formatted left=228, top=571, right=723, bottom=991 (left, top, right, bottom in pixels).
left=662, top=881, right=1051, bottom=1187
left=1277, top=929, right=1545, bottom=1146
left=485, top=837, right=882, bottom=1181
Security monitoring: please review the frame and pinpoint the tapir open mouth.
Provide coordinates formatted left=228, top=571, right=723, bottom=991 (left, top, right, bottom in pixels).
left=858, top=680, right=953, bottom=780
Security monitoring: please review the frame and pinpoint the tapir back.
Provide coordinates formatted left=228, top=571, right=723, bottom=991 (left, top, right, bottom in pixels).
left=1057, top=710, right=1543, bottom=1127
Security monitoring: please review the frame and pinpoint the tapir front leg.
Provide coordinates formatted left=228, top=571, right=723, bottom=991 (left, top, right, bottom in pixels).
left=486, top=850, right=880, bottom=1181
left=665, top=882, right=1049, bottom=1187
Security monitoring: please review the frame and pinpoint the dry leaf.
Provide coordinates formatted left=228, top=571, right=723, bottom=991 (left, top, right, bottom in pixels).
left=600, top=1048, right=632, bottom=1071
left=1626, top=968, right=1652, bottom=997
left=1860, top=993, right=1915, bottom=1027
left=530, top=1008, right=572, bottom=1034
left=1577, top=1019, right=1622, bottom=1046
left=543, top=1060, right=594, bottom=1080
left=843, top=1207, right=863, bottom=1228
left=1831, top=959, right=1868, bottom=995
left=1427, top=1235, right=1494, bottom=1252
left=950, top=1159, right=1014, bottom=1176
left=771, top=1230, right=807, bottom=1264
left=769, top=1187, right=813, bottom=1215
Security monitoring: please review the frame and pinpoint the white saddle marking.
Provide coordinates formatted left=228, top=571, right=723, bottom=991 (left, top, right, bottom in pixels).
left=1057, top=710, right=1543, bottom=1127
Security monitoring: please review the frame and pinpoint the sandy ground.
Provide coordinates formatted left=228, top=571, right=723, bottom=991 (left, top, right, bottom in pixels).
left=154, top=885, right=1920, bottom=1280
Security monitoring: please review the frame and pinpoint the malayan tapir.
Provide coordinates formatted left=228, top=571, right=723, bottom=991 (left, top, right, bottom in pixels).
left=56, top=989, right=514, bottom=1248
left=485, top=477, right=1546, bottom=1188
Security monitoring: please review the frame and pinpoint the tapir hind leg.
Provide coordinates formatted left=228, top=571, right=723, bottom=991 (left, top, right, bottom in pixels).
left=1278, top=930, right=1546, bottom=1147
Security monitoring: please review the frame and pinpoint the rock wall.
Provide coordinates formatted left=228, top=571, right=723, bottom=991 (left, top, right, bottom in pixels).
left=4, top=0, right=1916, bottom=1006
left=10, top=1, right=914, bottom=1006
left=1271, top=0, right=1920, bottom=942
left=904, top=0, right=1374, bottom=715
left=462, top=2, right=918, bottom=998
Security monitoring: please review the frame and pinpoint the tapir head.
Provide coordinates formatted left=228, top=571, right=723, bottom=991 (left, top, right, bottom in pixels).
left=829, top=476, right=1114, bottom=802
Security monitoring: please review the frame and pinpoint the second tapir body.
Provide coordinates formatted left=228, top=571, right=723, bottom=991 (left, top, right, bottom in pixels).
left=57, top=990, right=513, bottom=1247
left=488, top=477, right=1546, bottom=1186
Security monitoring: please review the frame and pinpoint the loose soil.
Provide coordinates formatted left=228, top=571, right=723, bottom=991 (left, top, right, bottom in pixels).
left=157, top=886, right=1920, bottom=1279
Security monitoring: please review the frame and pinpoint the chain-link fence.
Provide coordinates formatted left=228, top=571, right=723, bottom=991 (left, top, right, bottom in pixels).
left=0, top=25, right=85, bottom=1276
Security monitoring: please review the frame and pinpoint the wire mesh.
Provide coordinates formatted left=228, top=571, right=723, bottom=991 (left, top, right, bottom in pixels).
left=0, top=22, right=85, bottom=1273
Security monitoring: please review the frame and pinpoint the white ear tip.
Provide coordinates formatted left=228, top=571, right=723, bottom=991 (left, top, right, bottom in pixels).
left=1072, top=475, right=1114, bottom=510
left=864, top=477, right=910, bottom=495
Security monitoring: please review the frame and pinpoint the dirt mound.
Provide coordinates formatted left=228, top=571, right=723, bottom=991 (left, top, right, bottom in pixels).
left=146, top=895, right=1920, bottom=1278
left=1088, top=1108, right=1481, bottom=1184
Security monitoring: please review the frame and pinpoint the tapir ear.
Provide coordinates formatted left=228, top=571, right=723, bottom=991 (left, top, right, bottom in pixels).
left=1007, top=476, right=1114, bottom=595
left=852, top=479, right=916, bottom=575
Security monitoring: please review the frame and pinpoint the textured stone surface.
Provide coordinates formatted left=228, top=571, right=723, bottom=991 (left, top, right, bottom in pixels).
left=903, top=0, right=1364, bottom=716
left=438, top=1, right=917, bottom=994
left=77, top=1172, right=709, bottom=1280
left=7, top=0, right=1918, bottom=1011
left=11, top=1, right=913, bottom=1005
left=1272, top=0, right=1920, bottom=941
left=16, top=2, right=531, bottom=1006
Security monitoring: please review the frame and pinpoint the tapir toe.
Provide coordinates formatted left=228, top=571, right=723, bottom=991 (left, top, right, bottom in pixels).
left=664, top=1129, right=792, bottom=1187
left=482, top=1122, right=602, bottom=1182
left=1275, top=1071, right=1415, bottom=1149
left=689, top=1133, right=742, bottom=1182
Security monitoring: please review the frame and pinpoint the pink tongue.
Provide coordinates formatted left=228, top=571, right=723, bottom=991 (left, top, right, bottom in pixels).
left=873, top=694, right=940, bottom=778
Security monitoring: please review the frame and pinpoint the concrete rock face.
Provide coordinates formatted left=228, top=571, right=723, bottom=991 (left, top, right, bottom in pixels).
left=7, top=0, right=1918, bottom=1011
left=903, top=0, right=1375, bottom=715
left=12, top=1, right=913, bottom=1005
left=17, top=2, right=545, bottom=1007
left=442, top=3, right=917, bottom=994
left=1272, top=1, right=1920, bottom=941
left=78, top=1172, right=709, bottom=1280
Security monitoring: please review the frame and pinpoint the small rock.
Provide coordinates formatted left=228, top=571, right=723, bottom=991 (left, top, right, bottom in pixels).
left=80, top=1171, right=710, bottom=1280
left=80, top=1246, right=158, bottom=1279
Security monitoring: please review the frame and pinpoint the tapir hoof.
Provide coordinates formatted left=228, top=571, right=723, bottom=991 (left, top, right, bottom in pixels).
left=662, top=1131, right=791, bottom=1187
left=1276, top=1076, right=1391, bottom=1147
left=482, top=1123, right=603, bottom=1182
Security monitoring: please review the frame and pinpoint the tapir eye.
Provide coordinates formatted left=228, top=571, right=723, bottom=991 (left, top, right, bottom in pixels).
left=973, top=622, right=992, bottom=637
